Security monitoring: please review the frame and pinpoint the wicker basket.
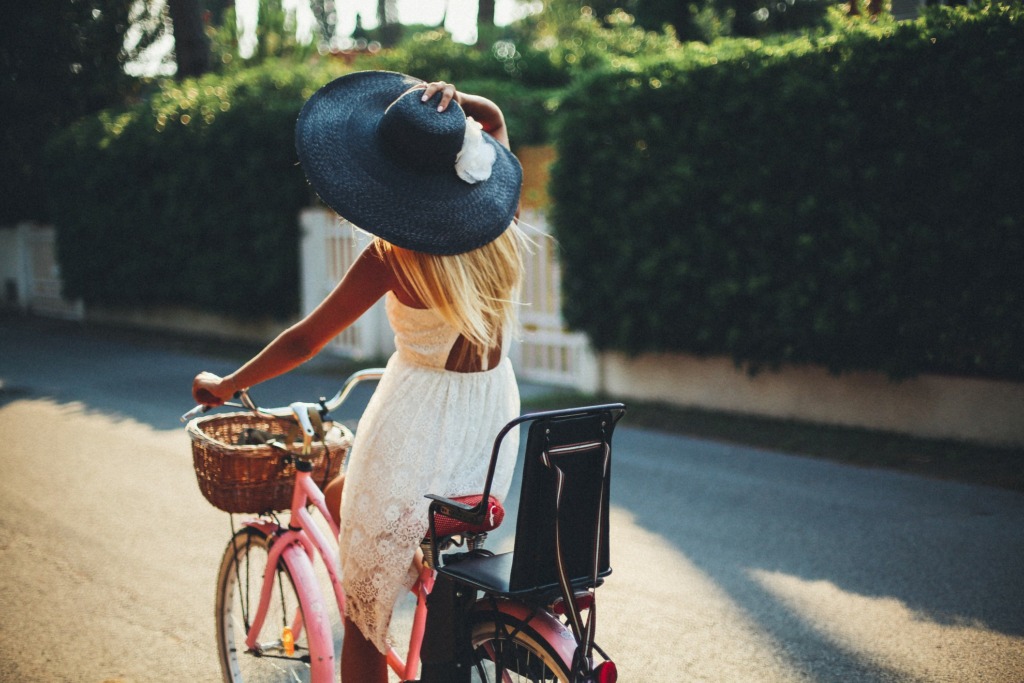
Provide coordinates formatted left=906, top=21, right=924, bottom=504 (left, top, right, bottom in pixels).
left=188, top=412, right=352, bottom=513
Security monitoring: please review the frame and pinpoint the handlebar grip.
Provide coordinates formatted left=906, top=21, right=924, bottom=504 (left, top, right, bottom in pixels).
left=180, top=403, right=210, bottom=422
left=194, top=388, right=222, bottom=406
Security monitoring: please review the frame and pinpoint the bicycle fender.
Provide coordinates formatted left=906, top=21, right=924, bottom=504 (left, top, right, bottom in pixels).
left=473, top=598, right=577, bottom=668
left=277, top=541, right=337, bottom=683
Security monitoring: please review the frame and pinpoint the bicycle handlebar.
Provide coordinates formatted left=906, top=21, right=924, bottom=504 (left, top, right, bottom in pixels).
left=180, top=368, right=385, bottom=425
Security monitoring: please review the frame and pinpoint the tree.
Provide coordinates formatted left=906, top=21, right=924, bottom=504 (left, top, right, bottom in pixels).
left=377, top=0, right=401, bottom=46
left=542, top=0, right=830, bottom=42
left=1, top=1, right=142, bottom=224
left=168, top=0, right=212, bottom=78
left=479, top=0, right=496, bottom=29
left=477, top=0, right=497, bottom=44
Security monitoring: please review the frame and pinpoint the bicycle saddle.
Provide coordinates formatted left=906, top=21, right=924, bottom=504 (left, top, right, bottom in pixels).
left=430, top=494, right=504, bottom=537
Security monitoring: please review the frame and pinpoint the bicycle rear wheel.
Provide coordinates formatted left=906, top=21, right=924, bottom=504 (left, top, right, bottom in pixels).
left=470, top=613, right=572, bottom=682
left=216, top=528, right=311, bottom=683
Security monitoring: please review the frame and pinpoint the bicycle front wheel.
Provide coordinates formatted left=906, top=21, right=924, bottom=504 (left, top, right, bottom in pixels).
left=470, top=613, right=572, bottom=683
left=216, top=528, right=312, bottom=683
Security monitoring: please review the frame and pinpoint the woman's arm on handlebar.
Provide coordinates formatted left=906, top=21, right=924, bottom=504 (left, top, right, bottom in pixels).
left=192, top=245, right=395, bottom=406
left=183, top=369, right=384, bottom=423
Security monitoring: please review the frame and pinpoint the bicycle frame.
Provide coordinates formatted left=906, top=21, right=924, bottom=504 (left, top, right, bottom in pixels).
left=203, top=369, right=591, bottom=683
left=235, top=450, right=442, bottom=682
left=233, top=454, right=581, bottom=683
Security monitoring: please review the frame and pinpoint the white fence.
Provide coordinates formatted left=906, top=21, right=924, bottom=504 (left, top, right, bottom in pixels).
left=299, top=208, right=598, bottom=392
left=513, top=210, right=599, bottom=391
left=0, top=223, right=83, bottom=319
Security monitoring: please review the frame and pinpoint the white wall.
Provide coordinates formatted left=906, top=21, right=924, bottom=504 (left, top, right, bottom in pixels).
left=600, top=351, right=1024, bottom=447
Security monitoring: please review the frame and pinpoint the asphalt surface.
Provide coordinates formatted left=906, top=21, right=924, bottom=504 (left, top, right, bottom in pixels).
left=1, top=314, right=1023, bottom=682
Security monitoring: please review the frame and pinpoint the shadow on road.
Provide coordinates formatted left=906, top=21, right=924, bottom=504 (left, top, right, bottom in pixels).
left=611, top=425, right=1024, bottom=679
left=0, top=314, right=371, bottom=431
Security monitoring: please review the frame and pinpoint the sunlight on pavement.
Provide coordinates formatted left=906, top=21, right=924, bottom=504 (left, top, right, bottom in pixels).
left=603, top=507, right=807, bottom=682
left=749, top=568, right=1024, bottom=683
left=0, top=398, right=226, bottom=682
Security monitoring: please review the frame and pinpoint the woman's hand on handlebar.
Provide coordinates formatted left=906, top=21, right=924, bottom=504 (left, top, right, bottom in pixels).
left=192, top=371, right=235, bottom=407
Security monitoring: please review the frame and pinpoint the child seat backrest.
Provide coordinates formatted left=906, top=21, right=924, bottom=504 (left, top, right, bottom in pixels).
left=508, top=406, right=623, bottom=593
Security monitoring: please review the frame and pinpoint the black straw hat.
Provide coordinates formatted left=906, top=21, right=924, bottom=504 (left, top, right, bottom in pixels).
left=295, top=71, right=522, bottom=256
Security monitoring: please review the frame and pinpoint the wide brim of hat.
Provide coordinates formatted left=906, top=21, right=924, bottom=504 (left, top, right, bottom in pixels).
left=295, top=71, right=523, bottom=256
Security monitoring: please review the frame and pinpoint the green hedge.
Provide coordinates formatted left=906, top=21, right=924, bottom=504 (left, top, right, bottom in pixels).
left=551, top=4, right=1024, bottom=380
left=45, top=61, right=348, bottom=318
left=44, top=57, right=546, bottom=319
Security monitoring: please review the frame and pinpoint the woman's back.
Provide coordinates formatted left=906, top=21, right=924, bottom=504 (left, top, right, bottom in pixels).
left=388, top=291, right=506, bottom=372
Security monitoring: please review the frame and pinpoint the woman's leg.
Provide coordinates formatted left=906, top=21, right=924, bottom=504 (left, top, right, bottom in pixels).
left=324, top=474, right=345, bottom=527
left=341, top=617, right=387, bottom=682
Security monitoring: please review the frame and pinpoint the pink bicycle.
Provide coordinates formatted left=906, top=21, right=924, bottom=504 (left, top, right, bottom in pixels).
left=184, top=369, right=624, bottom=683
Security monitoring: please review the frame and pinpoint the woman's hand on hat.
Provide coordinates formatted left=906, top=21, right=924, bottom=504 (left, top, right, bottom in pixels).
left=416, top=81, right=510, bottom=149
left=420, top=81, right=460, bottom=112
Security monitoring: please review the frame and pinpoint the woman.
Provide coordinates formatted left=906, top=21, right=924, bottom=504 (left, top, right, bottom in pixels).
left=193, top=71, right=524, bottom=682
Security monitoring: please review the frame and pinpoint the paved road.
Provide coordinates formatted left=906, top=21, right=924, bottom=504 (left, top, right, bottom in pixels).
left=1, top=315, right=1022, bottom=682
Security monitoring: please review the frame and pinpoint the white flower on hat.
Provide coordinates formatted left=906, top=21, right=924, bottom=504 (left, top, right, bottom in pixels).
left=455, top=116, right=497, bottom=184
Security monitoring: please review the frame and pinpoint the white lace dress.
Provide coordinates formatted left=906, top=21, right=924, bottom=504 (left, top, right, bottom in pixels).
left=338, top=292, right=520, bottom=653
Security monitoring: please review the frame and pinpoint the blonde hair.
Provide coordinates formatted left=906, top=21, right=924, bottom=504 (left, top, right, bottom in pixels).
left=377, top=223, right=525, bottom=363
